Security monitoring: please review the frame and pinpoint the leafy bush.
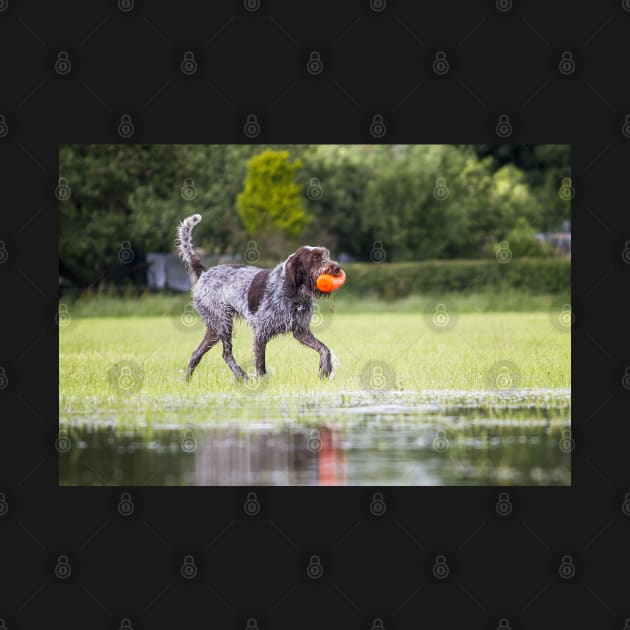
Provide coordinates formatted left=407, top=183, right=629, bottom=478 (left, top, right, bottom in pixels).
left=237, top=150, right=310, bottom=254
left=301, top=145, right=544, bottom=261
left=482, top=217, right=555, bottom=259
left=338, top=258, right=570, bottom=299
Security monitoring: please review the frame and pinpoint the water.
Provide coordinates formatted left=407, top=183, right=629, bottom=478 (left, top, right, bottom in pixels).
left=59, top=391, right=570, bottom=486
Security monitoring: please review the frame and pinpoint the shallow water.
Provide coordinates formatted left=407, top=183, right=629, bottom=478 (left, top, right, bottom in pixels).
left=59, top=390, right=570, bottom=486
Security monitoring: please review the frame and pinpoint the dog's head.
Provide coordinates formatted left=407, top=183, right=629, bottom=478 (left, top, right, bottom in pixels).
left=283, top=246, right=342, bottom=298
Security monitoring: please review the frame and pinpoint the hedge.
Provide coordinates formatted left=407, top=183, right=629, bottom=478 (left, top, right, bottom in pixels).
left=338, top=258, right=570, bottom=299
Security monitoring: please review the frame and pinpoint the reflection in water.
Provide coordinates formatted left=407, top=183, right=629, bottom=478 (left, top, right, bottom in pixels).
left=60, top=414, right=570, bottom=486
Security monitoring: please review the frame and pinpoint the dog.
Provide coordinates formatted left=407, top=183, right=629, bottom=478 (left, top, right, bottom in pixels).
left=176, top=214, right=343, bottom=381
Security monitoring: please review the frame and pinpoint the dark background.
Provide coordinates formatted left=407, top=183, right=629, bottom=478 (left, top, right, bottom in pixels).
left=1, top=0, right=628, bottom=628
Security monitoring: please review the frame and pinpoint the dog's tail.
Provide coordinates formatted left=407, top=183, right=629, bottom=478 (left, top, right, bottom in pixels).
left=176, top=214, right=207, bottom=281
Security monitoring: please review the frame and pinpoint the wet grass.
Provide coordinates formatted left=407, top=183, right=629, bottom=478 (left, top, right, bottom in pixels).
left=60, top=310, right=570, bottom=427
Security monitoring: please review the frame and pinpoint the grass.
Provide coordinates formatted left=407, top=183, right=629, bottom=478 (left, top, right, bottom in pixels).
left=59, top=289, right=569, bottom=318
left=60, top=308, right=570, bottom=427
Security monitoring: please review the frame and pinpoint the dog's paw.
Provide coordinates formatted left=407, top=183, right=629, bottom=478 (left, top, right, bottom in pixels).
left=328, top=351, right=340, bottom=380
left=318, top=351, right=339, bottom=380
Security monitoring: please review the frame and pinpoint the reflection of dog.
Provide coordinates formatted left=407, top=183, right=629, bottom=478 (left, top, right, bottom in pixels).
left=177, top=214, right=342, bottom=380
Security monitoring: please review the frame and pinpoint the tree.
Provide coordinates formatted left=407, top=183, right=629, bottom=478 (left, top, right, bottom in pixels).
left=236, top=150, right=311, bottom=255
left=471, top=144, right=570, bottom=231
left=300, top=145, right=379, bottom=257
left=59, top=144, right=182, bottom=286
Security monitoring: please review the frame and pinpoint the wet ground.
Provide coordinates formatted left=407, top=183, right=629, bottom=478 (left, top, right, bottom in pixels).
left=59, top=389, right=570, bottom=486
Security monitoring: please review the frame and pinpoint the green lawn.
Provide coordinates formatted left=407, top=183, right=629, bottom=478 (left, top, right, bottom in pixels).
left=60, top=310, right=570, bottom=426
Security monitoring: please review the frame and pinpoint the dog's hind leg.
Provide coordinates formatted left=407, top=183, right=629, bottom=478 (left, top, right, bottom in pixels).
left=220, top=317, right=248, bottom=380
left=186, top=325, right=219, bottom=381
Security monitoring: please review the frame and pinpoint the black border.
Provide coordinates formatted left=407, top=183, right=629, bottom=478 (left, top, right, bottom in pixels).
left=1, top=1, right=629, bottom=627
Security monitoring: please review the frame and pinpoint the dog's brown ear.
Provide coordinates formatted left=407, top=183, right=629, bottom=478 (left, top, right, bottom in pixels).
left=283, top=248, right=308, bottom=297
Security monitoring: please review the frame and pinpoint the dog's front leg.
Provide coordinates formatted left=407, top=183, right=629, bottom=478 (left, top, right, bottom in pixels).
left=293, top=327, right=333, bottom=378
left=253, top=331, right=270, bottom=377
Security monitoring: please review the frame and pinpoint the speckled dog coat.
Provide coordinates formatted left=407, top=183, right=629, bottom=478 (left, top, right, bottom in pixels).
left=176, top=214, right=343, bottom=380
